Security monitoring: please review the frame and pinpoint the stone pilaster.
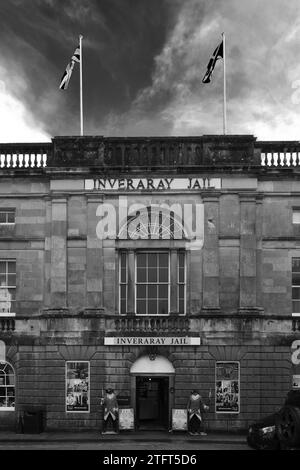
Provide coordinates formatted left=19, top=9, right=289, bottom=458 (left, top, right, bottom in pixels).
left=239, top=195, right=257, bottom=313
left=86, top=195, right=104, bottom=309
left=201, top=194, right=220, bottom=313
left=50, top=198, right=67, bottom=308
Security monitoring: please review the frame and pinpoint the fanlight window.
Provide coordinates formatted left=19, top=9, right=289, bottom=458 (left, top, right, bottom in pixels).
left=118, top=206, right=188, bottom=240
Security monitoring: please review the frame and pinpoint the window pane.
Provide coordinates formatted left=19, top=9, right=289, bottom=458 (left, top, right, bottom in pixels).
left=7, top=397, right=15, bottom=407
left=137, top=300, right=146, bottom=315
left=120, top=284, right=127, bottom=300
left=7, top=212, right=15, bottom=223
left=158, top=300, right=168, bottom=315
left=0, top=274, right=6, bottom=285
left=0, top=213, right=6, bottom=223
left=7, top=274, right=16, bottom=287
left=148, top=284, right=157, bottom=299
left=158, top=284, right=168, bottom=299
left=178, top=252, right=185, bottom=268
left=293, top=287, right=300, bottom=299
left=8, top=262, right=16, bottom=274
left=0, top=263, right=6, bottom=274
left=148, top=253, right=157, bottom=268
left=159, top=253, right=168, bottom=268
left=148, top=268, right=157, bottom=282
left=136, top=284, right=146, bottom=299
left=120, top=299, right=126, bottom=314
left=178, top=284, right=185, bottom=300
left=159, top=268, right=168, bottom=282
left=148, top=300, right=157, bottom=315
left=137, top=253, right=146, bottom=268
left=293, top=300, right=300, bottom=313
left=292, top=258, right=300, bottom=271
left=178, top=267, right=185, bottom=283
left=137, top=268, right=147, bottom=283
left=179, top=299, right=185, bottom=314
left=6, top=375, right=14, bottom=386
left=293, top=273, right=300, bottom=285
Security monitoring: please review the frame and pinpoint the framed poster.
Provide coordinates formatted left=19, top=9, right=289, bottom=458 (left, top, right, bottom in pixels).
left=215, top=361, right=240, bottom=413
left=66, top=361, right=90, bottom=413
left=118, top=407, right=135, bottom=430
left=171, top=409, right=188, bottom=431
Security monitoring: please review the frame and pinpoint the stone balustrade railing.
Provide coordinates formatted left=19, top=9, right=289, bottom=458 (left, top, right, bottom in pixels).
left=292, top=318, right=300, bottom=332
left=0, top=136, right=300, bottom=171
left=0, top=143, right=52, bottom=169
left=0, top=318, right=15, bottom=332
left=114, top=316, right=190, bottom=333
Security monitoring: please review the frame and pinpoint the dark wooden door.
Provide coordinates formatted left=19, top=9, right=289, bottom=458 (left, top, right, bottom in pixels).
left=136, top=376, right=169, bottom=429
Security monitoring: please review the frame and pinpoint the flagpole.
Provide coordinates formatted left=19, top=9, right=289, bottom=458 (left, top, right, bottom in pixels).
left=222, top=32, right=227, bottom=135
left=79, top=34, right=83, bottom=136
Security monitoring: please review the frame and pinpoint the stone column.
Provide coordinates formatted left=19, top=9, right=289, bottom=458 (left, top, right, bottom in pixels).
left=86, top=195, right=104, bottom=309
left=202, top=194, right=220, bottom=312
left=239, top=195, right=257, bottom=313
left=50, top=198, right=67, bottom=308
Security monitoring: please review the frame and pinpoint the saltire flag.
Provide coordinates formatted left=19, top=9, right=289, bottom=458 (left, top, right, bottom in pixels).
left=202, top=40, right=223, bottom=84
left=59, top=45, right=80, bottom=90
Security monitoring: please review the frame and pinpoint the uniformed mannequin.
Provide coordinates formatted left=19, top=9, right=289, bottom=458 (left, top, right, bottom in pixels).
left=101, top=388, right=119, bottom=434
left=187, top=390, right=209, bottom=435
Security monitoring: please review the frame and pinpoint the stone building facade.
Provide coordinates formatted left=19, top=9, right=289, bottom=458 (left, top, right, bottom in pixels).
left=0, top=135, right=299, bottom=432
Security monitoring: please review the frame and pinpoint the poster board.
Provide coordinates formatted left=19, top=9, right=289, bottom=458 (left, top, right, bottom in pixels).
left=171, top=409, right=188, bottom=431
left=293, top=375, right=300, bottom=389
left=118, top=407, right=135, bottom=431
left=65, top=361, right=89, bottom=413
left=215, top=361, right=240, bottom=413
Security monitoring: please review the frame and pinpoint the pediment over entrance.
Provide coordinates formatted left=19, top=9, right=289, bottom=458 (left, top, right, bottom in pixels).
left=130, top=355, right=175, bottom=375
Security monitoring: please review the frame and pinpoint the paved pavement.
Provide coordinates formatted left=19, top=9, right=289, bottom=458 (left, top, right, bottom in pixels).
left=0, top=430, right=251, bottom=450
left=0, top=441, right=251, bottom=450
left=0, top=429, right=247, bottom=442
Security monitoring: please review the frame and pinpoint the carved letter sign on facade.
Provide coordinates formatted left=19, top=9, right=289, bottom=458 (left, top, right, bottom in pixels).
left=104, top=337, right=201, bottom=346
left=85, top=177, right=221, bottom=191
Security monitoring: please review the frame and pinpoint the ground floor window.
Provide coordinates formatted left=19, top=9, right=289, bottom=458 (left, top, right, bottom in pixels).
left=66, top=361, right=90, bottom=413
left=0, top=362, right=15, bottom=410
left=215, top=362, right=240, bottom=413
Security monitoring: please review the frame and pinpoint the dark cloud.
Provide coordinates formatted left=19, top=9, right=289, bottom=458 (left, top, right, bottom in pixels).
left=0, top=0, right=300, bottom=140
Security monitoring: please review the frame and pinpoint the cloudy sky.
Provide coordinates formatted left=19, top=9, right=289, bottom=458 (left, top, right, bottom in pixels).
left=1, top=0, right=300, bottom=142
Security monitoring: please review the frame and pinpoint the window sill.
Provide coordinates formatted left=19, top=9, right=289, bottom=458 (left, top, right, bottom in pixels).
left=0, top=313, right=15, bottom=317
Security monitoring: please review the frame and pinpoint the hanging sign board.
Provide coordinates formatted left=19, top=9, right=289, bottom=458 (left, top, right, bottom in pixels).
left=171, top=409, right=188, bottom=431
left=118, top=408, right=135, bottom=431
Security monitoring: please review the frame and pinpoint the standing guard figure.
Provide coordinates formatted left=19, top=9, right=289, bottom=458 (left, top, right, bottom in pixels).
left=187, top=390, right=209, bottom=435
left=101, top=388, right=119, bottom=434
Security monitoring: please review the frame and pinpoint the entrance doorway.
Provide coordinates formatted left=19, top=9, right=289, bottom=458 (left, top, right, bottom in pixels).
left=136, top=376, right=169, bottom=430
left=130, top=355, right=175, bottom=431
